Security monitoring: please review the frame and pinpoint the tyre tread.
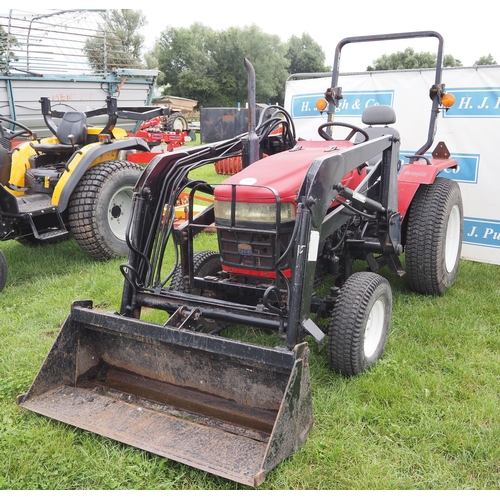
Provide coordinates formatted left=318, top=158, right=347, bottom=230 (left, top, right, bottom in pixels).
left=328, top=272, right=391, bottom=376
left=68, top=160, right=142, bottom=261
left=405, top=177, right=462, bottom=295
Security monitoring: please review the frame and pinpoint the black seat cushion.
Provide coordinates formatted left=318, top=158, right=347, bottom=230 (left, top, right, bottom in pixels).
left=31, top=111, right=87, bottom=154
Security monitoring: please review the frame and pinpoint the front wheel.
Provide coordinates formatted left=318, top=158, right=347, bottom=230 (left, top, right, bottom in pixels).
left=405, top=177, right=463, bottom=295
left=328, top=272, right=392, bottom=376
left=68, top=160, right=143, bottom=260
left=170, top=250, right=222, bottom=295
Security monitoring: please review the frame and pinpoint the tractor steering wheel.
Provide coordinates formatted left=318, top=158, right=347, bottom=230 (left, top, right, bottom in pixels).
left=318, top=122, right=369, bottom=143
left=0, top=115, right=37, bottom=142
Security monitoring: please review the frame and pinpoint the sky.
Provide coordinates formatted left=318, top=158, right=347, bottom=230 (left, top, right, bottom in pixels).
left=135, top=0, right=499, bottom=72
left=7, top=2, right=500, bottom=72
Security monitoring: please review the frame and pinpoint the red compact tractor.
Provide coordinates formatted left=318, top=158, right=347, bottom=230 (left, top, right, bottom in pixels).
left=19, top=31, right=463, bottom=487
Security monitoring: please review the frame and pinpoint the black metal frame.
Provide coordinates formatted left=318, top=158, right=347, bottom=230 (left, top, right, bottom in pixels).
left=40, top=96, right=170, bottom=138
left=120, top=130, right=401, bottom=348
left=326, top=31, right=448, bottom=156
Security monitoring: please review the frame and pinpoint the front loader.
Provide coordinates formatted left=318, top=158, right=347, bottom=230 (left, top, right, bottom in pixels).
left=18, top=31, right=463, bottom=487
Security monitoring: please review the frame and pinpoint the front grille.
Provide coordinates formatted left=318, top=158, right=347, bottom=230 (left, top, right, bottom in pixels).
left=218, top=226, right=293, bottom=272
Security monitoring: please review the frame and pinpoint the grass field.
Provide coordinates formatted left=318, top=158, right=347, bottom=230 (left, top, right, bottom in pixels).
left=1, top=161, right=500, bottom=490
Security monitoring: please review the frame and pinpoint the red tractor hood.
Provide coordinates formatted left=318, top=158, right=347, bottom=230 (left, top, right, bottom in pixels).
left=214, top=140, right=354, bottom=203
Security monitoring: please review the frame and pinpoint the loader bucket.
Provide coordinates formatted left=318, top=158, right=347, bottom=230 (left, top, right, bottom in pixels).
left=17, top=301, right=313, bottom=487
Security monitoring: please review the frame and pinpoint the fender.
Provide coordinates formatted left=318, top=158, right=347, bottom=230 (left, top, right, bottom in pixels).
left=398, top=157, right=458, bottom=218
left=7, top=138, right=59, bottom=193
left=52, top=137, right=150, bottom=212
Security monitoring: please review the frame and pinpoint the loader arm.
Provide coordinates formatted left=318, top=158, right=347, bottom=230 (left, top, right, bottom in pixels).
left=287, top=134, right=400, bottom=348
left=120, top=132, right=401, bottom=352
left=121, top=136, right=245, bottom=315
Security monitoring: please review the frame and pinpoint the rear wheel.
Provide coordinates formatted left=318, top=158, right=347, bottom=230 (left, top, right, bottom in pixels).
left=68, top=160, right=142, bottom=260
left=0, top=249, right=7, bottom=292
left=166, top=112, right=189, bottom=132
left=405, top=177, right=463, bottom=295
left=328, top=272, right=392, bottom=376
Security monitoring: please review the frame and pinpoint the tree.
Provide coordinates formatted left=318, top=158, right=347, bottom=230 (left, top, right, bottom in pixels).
left=214, top=25, right=289, bottom=105
left=285, top=33, right=329, bottom=74
left=367, top=47, right=462, bottom=71
left=474, top=54, right=497, bottom=65
left=152, top=24, right=290, bottom=107
left=443, top=54, right=462, bottom=67
left=0, top=25, right=18, bottom=72
left=84, top=9, right=146, bottom=73
left=154, top=23, right=220, bottom=105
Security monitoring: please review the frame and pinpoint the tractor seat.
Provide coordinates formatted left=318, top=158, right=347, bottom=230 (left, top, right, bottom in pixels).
left=356, top=105, right=399, bottom=167
left=30, top=111, right=88, bottom=154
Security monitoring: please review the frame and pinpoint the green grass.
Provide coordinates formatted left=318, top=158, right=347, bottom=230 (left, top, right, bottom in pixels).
left=1, top=238, right=499, bottom=490
left=1, top=155, right=500, bottom=489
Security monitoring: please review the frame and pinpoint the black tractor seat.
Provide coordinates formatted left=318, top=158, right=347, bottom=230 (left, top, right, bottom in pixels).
left=355, top=105, right=399, bottom=168
left=30, top=110, right=88, bottom=154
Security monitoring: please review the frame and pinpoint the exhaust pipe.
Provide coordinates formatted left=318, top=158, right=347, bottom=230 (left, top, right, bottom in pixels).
left=242, top=58, right=259, bottom=168
left=18, top=301, right=313, bottom=487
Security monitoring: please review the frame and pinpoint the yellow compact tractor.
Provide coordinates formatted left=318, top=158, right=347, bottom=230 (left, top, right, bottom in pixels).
left=0, top=97, right=169, bottom=291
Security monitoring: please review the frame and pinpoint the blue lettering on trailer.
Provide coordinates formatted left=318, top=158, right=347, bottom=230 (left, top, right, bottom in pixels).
left=291, top=91, right=394, bottom=118
left=443, top=88, right=500, bottom=118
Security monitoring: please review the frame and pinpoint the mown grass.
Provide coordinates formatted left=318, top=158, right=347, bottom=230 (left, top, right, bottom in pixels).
left=1, top=159, right=500, bottom=489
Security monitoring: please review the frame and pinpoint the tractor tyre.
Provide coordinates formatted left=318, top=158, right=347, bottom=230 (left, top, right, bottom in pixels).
left=68, top=160, right=143, bottom=261
left=170, top=250, right=222, bottom=295
left=405, top=177, right=463, bottom=295
left=0, top=249, right=7, bottom=292
left=166, top=112, right=189, bottom=132
left=328, top=272, right=392, bottom=376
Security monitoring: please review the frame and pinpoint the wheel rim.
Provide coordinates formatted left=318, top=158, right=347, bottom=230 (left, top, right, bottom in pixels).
left=108, top=186, right=133, bottom=240
left=445, top=204, right=461, bottom=273
left=172, top=117, right=185, bottom=130
left=364, top=298, right=385, bottom=358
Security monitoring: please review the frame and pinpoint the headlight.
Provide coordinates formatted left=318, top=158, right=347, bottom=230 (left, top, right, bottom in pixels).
left=214, top=200, right=296, bottom=223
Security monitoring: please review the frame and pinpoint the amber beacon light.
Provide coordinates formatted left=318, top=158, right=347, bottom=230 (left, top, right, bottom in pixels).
left=315, top=98, right=328, bottom=113
left=441, top=92, right=456, bottom=108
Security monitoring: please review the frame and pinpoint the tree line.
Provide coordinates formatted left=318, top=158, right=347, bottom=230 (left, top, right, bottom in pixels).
left=146, top=21, right=496, bottom=107
left=145, top=23, right=329, bottom=107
